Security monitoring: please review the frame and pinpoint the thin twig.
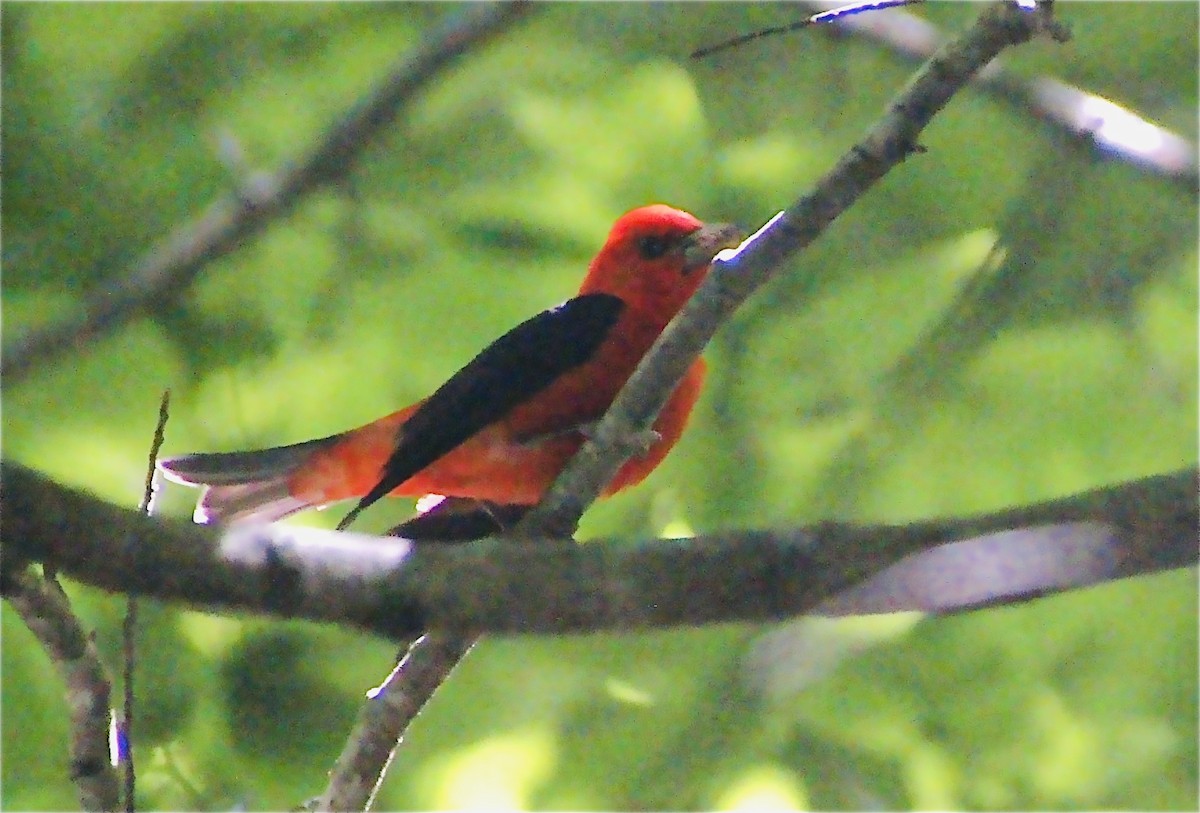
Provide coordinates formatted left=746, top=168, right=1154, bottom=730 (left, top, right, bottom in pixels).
left=120, top=390, right=171, bottom=813
left=690, top=0, right=925, bottom=58
left=1, top=1, right=534, bottom=384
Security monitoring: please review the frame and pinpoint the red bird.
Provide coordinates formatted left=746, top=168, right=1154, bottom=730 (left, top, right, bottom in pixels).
left=160, top=205, right=742, bottom=532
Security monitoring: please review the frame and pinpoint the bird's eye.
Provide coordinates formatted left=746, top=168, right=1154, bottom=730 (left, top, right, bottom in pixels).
left=637, top=235, right=671, bottom=260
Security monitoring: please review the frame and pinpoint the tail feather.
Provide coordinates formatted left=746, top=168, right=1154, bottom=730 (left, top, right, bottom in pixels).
left=158, top=435, right=343, bottom=524
left=194, top=479, right=311, bottom=525
left=159, top=435, right=339, bottom=486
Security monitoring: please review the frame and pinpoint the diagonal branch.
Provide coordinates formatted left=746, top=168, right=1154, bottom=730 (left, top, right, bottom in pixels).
left=1, top=1, right=533, bottom=384
left=313, top=633, right=475, bottom=812
left=521, top=0, right=1070, bottom=539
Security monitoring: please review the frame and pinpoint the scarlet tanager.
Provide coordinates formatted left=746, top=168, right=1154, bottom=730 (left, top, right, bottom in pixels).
left=160, top=205, right=742, bottom=532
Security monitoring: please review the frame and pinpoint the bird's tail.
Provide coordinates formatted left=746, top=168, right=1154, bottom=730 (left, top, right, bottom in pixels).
left=158, top=435, right=344, bottom=524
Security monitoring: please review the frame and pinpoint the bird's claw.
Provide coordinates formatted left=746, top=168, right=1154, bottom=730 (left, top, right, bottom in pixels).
left=616, top=427, right=661, bottom=458
left=554, top=422, right=660, bottom=457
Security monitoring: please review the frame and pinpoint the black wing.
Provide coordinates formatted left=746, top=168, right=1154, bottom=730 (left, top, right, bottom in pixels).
left=337, top=292, right=624, bottom=529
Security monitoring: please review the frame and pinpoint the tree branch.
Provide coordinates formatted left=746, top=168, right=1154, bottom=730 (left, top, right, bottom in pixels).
left=314, top=633, right=475, bottom=812
left=2, top=569, right=120, bottom=812
left=5, top=462, right=1194, bottom=638
left=1, top=1, right=533, bottom=384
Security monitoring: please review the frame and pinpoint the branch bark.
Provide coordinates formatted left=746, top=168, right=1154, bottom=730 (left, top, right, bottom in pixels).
left=3, top=569, right=120, bottom=812
left=5, top=462, right=1194, bottom=638
left=314, top=634, right=475, bottom=812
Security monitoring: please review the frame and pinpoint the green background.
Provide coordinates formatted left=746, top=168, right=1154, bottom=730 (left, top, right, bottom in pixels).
left=3, top=3, right=1196, bottom=810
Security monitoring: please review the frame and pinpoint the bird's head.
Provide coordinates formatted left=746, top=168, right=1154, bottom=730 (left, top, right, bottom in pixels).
left=579, top=205, right=744, bottom=317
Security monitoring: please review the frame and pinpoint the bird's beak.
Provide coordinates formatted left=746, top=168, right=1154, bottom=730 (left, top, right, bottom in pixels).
left=682, top=222, right=746, bottom=272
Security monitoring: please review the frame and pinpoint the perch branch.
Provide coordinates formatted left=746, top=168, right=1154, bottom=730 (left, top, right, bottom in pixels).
left=5, top=463, right=1194, bottom=637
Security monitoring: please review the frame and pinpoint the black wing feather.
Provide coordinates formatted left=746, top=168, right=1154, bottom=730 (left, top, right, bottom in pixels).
left=338, top=293, right=624, bottom=529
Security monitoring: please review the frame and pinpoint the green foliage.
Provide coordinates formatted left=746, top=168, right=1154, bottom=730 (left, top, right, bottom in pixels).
left=3, top=3, right=1195, bottom=810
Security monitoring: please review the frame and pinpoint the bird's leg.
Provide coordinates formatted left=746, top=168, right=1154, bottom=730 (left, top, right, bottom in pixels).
left=609, top=426, right=662, bottom=459
left=573, top=422, right=662, bottom=458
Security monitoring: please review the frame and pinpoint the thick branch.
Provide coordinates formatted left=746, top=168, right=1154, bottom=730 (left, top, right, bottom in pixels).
left=5, top=463, right=1194, bottom=639
left=1, top=1, right=532, bottom=384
